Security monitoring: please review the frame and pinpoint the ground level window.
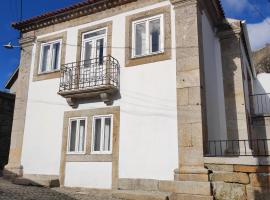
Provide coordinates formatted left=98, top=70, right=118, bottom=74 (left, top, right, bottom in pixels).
left=67, top=118, right=86, bottom=154
left=92, top=115, right=113, bottom=154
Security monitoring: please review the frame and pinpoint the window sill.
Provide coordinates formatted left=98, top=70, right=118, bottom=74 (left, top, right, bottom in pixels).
left=33, top=69, right=61, bottom=82
left=66, top=152, right=86, bottom=155
left=37, top=69, right=60, bottom=75
left=66, top=153, right=113, bottom=162
left=131, top=51, right=164, bottom=60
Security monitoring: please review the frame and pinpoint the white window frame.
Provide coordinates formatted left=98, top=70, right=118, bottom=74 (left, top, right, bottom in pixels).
left=38, top=39, right=62, bottom=74
left=81, top=27, right=108, bottom=62
left=91, top=115, right=113, bottom=155
left=67, top=117, right=87, bottom=155
left=132, top=14, right=164, bottom=58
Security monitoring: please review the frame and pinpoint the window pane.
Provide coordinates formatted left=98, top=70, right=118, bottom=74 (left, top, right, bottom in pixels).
left=103, top=118, right=111, bottom=151
left=84, top=29, right=106, bottom=39
left=96, top=38, right=104, bottom=65
left=149, top=19, right=160, bottom=53
left=135, top=23, right=146, bottom=56
left=41, top=45, right=50, bottom=72
left=52, top=42, right=60, bottom=70
left=78, top=120, right=85, bottom=152
left=69, top=120, right=77, bottom=152
left=84, top=41, right=92, bottom=67
left=94, top=118, right=102, bottom=151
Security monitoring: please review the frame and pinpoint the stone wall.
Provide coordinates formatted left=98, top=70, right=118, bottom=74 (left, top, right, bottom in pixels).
left=206, top=163, right=270, bottom=200
left=0, top=92, right=15, bottom=172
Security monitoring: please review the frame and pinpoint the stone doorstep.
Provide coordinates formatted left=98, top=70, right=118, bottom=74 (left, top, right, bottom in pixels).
left=112, top=190, right=171, bottom=200
left=170, top=193, right=213, bottom=200
left=118, top=179, right=212, bottom=196
left=13, top=177, right=60, bottom=188
left=159, top=181, right=212, bottom=196
left=209, top=172, right=250, bottom=184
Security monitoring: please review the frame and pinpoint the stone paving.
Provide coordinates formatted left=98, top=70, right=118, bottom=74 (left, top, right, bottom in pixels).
left=0, top=178, right=120, bottom=200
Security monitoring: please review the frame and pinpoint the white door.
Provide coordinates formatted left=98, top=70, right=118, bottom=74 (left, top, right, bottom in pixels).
left=81, top=28, right=107, bottom=88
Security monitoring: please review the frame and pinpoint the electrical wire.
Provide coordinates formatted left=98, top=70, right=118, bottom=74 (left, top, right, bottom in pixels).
left=249, top=0, right=270, bottom=25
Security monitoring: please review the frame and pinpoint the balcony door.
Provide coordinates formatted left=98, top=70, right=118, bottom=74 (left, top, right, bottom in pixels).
left=81, top=28, right=107, bottom=87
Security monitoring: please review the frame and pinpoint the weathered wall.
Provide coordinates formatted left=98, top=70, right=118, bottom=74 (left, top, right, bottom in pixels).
left=254, top=73, right=270, bottom=94
left=0, top=92, right=15, bottom=171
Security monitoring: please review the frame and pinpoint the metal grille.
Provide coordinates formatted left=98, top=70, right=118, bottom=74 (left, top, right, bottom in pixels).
left=205, top=139, right=270, bottom=157
left=59, top=56, right=120, bottom=92
left=250, top=93, right=270, bottom=116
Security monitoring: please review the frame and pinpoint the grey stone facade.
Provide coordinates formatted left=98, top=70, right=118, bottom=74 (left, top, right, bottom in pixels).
left=0, top=92, right=15, bottom=172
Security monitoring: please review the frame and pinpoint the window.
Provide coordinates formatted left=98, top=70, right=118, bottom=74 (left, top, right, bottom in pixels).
left=67, top=118, right=87, bottom=154
left=132, top=14, right=164, bottom=58
left=39, top=40, right=62, bottom=73
left=81, top=28, right=107, bottom=65
left=92, top=115, right=113, bottom=154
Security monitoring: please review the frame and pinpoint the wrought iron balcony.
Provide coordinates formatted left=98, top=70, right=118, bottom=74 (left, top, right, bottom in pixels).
left=58, top=56, right=120, bottom=108
left=205, top=139, right=270, bottom=157
left=250, top=93, right=270, bottom=116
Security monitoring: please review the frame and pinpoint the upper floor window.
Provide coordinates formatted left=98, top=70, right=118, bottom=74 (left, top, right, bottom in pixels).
left=81, top=28, right=107, bottom=65
left=67, top=118, right=87, bottom=154
left=132, top=14, right=164, bottom=58
left=92, top=115, right=112, bottom=154
left=39, top=40, right=62, bottom=73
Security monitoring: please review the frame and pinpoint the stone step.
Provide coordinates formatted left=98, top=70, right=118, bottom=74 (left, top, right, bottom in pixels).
left=112, top=190, right=171, bottom=200
left=13, top=177, right=59, bottom=188
left=171, top=193, right=213, bottom=200
left=159, top=180, right=212, bottom=196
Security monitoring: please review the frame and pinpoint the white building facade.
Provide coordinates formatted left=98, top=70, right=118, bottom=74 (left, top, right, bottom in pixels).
left=5, top=0, right=270, bottom=199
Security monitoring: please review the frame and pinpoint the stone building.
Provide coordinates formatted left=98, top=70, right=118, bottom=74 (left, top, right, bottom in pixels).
left=0, top=91, right=15, bottom=173
left=4, top=0, right=270, bottom=199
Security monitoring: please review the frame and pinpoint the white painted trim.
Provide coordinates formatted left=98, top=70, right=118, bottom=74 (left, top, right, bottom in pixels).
left=91, top=114, right=113, bottom=155
left=38, top=39, right=62, bottom=74
left=67, top=117, right=87, bottom=155
left=131, top=14, right=164, bottom=58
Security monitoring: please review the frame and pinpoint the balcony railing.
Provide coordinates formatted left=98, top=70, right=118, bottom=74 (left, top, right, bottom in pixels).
left=58, top=56, right=120, bottom=107
left=250, top=93, right=270, bottom=116
left=205, top=139, right=270, bottom=157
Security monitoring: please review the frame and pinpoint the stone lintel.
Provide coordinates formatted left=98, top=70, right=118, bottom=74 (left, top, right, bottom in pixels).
left=170, top=0, right=197, bottom=8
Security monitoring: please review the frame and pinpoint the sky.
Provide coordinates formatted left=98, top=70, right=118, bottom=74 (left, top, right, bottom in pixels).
left=0, top=0, right=269, bottom=90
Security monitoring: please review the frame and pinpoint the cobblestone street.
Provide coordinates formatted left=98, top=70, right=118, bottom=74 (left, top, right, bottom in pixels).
left=0, top=178, right=120, bottom=200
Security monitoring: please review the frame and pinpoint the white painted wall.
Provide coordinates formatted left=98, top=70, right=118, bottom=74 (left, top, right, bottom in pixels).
left=254, top=73, right=270, bottom=94
left=21, top=0, right=178, bottom=188
left=64, top=162, right=112, bottom=188
left=201, top=12, right=227, bottom=141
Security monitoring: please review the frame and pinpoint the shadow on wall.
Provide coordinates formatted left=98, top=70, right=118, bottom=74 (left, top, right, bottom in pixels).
left=251, top=73, right=270, bottom=200
left=0, top=92, right=15, bottom=172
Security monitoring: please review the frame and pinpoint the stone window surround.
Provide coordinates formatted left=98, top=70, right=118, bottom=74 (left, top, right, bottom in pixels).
left=125, top=5, right=171, bottom=67
left=33, top=32, right=67, bottom=82
left=76, top=21, right=113, bottom=63
left=60, top=106, right=120, bottom=189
